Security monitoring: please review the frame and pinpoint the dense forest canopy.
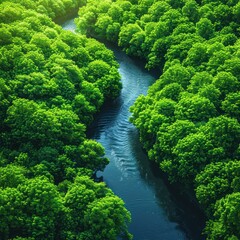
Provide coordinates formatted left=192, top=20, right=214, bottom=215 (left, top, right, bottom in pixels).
left=0, top=0, right=132, bottom=239
left=1, top=0, right=240, bottom=238
left=76, top=0, right=240, bottom=239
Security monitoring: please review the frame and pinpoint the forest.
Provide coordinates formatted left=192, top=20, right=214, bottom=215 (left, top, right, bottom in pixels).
left=0, top=0, right=132, bottom=239
left=76, top=0, right=240, bottom=239
left=1, top=0, right=240, bottom=239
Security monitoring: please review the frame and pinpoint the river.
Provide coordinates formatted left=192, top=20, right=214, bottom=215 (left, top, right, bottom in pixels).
left=62, top=18, right=205, bottom=240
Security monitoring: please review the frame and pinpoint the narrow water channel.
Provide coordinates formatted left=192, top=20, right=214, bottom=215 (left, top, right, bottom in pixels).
left=62, top=19, right=205, bottom=240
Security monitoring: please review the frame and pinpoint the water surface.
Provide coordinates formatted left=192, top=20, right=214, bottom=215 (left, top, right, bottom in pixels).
left=62, top=19, right=205, bottom=240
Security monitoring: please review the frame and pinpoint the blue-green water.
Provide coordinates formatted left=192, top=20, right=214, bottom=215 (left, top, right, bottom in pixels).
left=62, top=19, right=205, bottom=240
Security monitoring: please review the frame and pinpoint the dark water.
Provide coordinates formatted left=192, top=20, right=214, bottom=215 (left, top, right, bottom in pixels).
left=62, top=19, right=205, bottom=240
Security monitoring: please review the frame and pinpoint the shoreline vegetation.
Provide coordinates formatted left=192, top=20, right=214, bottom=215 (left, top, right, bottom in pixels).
left=0, top=0, right=239, bottom=239
left=0, top=1, right=132, bottom=239
left=75, top=0, right=240, bottom=239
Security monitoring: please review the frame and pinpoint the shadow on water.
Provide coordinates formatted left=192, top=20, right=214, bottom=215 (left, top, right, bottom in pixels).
left=128, top=128, right=206, bottom=240
left=62, top=18, right=205, bottom=240
left=88, top=49, right=206, bottom=240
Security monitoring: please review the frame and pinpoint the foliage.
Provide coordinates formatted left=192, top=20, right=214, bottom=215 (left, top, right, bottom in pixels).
left=205, top=192, right=240, bottom=240
left=0, top=0, right=132, bottom=239
left=75, top=0, right=240, bottom=238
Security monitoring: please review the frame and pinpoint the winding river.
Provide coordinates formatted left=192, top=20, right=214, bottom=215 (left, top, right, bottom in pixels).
left=62, top=19, right=205, bottom=240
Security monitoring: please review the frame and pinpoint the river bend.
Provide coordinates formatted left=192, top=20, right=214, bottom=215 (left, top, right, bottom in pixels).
left=62, top=19, right=204, bottom=240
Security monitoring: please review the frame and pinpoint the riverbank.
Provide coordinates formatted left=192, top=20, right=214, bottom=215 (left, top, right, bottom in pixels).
left=65, top=2, right=240, bottom=239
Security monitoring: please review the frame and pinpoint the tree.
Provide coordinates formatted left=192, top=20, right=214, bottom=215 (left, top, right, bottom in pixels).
left=64, top=175, right=132, bottom=239
left=95, top=15, right=113, bottom=39
left=232, top=2, right=240, bottom=24
left=5, top=99, right=85, bottom=149
left=184, top=42, right=209, bottom=69
left=221, top=33, right=238, bottom=46
left=159, top=9, right=186, bottom=33
left=213, top=71, right=239, bottom=99
left=195, top=160, right=240, bottom=215
left=0, top=164, right=27, bottom=188
left=86, top=60, right=111, bottom=82
left=153, top=98, right=176, bottom=119
left=0, top=26, right=12, bottom=45
left=221, top=92, right=240, bottom=120
left=205, top=192, right=240, bottom=240
left=0, top=44, right=24, bottom=74
left=201, top=116, right=240, bottom=158
left=175, top=94, right=217, bottom=122
left=0, top=2, right=24, bottom=24
left=187, top=71, right=213, bottom=93
left=64, top=182, right=96, bottom=230
left=70, top=46, right=91, bottom=68
left=127, top=30, right=146, bottom=57
left=207, top=49, right=231, bottom=73
left=0, top=188, right=24, bottom=239
left=182, top=0, right=199, bottom=22
left=148, top=64, right=192, bottom=93
left=81, top=81, right=104, bottom=112
left=18, top=177, right=64, bottom=240
left=130, top=98, right=169, bottom=151
left=106, top=22, right=121, bottom=42
left=72, top=93, right=95, bottom=124
left=107, top=4, right=123, bottom=22
left=51, top=39, right=71, bottom=58
left=197, top=84, right=221, bottom=109
left=218, top=57, right=240, bottom=79
left=30, top=33, right=52, bottom=57
left=212, top=4, right=232, bottom=30
left=82, top=196, right=132, bottom=240
left=118, top=23, right=143, bottom=51
left=130, top=95, right=153, bottom=122
left=11, top=72, right=58, bottom=100
left=196, top=18, right=215, bottom=39
left=12, top=237, right=34, bottom=240
left=161, top=132, right=214, bottom=183
left=0, top=78, right=10, bottom=124
left=149, top=120, right=197, bottom=162
left=84, top=38, right=117, bottom=66
left=63, top=140, right=109, bottom=171
left=148, top=1, right=171, bottom=22
left=76, top=5, right=99, bottom=35
left=155, top=83, right=184, bottom=101
left=94, top=67, right=122, bottom=100
left=165, top=33, right=201, bottom=63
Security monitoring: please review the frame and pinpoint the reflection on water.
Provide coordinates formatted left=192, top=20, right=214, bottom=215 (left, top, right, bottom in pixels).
left=62, top=19, right=205, bottom=240
left=61, top=18, right=77, bottom=32
left=88, top=50, right=205, bottom=240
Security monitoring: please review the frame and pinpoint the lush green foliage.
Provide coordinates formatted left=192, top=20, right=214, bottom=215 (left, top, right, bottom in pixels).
left=0, top=168, right=131, bottom=240
left=0, top=0, right=132, bottom=239
left=0, top=0, right=86, bottom=20
left=76, top=0, right=240, bottom=238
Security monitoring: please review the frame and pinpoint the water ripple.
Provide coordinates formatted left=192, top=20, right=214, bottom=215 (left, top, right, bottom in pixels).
left=63, top=18, right=204, bottom=240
